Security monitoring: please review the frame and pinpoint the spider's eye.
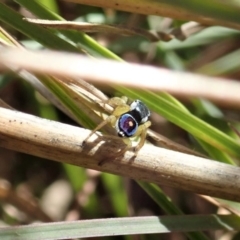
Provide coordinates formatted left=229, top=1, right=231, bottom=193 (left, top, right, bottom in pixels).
left=116, top=114, right=138, bottom=137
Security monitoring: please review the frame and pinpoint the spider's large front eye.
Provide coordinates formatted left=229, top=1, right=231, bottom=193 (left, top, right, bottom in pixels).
left=116, top=114, right=138, bottom=137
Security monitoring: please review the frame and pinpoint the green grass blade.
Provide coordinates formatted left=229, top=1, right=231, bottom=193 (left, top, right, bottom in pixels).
left=101, top=173, right=129, bottom=217
left=35, top=0, right=59, bottom=13
left=160, top=93, right=236, bottom=164
left=138, top=182, right=183, bottom=215
left=0, top=3, right=78, bottom=52
left=15, top=0, right=122, bottom=60
left=0, top=215, right=239, bottom=239
left=36, top=75, right=97, bottom=129
left=138, top=182, right=209, bottom=240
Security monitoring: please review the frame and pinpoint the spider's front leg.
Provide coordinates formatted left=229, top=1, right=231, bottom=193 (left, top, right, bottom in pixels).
left=82, top=98, right=130, bottom=146
left=132, top=120, right=151, bottom=156
left=113, top=120, right=151, bottom=157
left=81, top=115, right=116, bottom=146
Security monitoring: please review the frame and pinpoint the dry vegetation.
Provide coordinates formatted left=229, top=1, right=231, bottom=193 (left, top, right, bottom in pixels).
left=0, top=1, right=240, bottom=240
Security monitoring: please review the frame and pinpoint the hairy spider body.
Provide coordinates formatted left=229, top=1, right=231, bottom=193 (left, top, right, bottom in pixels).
left=83, top=97, right=151, bottom=157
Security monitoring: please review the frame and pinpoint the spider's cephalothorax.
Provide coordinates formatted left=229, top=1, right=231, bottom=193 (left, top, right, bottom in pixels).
left=116, top=100, right=150, bottom=138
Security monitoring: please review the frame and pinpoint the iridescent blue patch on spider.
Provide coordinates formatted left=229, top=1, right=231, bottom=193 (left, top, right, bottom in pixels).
left=117, top=113, right=138, bottom=137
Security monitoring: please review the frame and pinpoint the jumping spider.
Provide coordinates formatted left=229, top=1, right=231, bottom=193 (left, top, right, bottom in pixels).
left=83, top=97, right=151, bottom=157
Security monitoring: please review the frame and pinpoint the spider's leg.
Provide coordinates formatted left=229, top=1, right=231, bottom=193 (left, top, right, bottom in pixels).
left=132, top=121, right=151, bottom=155
left=82, top=115, right=116, bottom=146
left=114, top=138, right=132, bottom=156
left=82, top=104, right=130, bottom=146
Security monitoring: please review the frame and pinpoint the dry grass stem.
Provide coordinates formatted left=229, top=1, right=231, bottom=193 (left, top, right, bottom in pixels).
left=0, top=107, right=240, bottom=201
left=0, top=48, right=240, bottom=108
left=65, top=0, right=240, bottom=30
